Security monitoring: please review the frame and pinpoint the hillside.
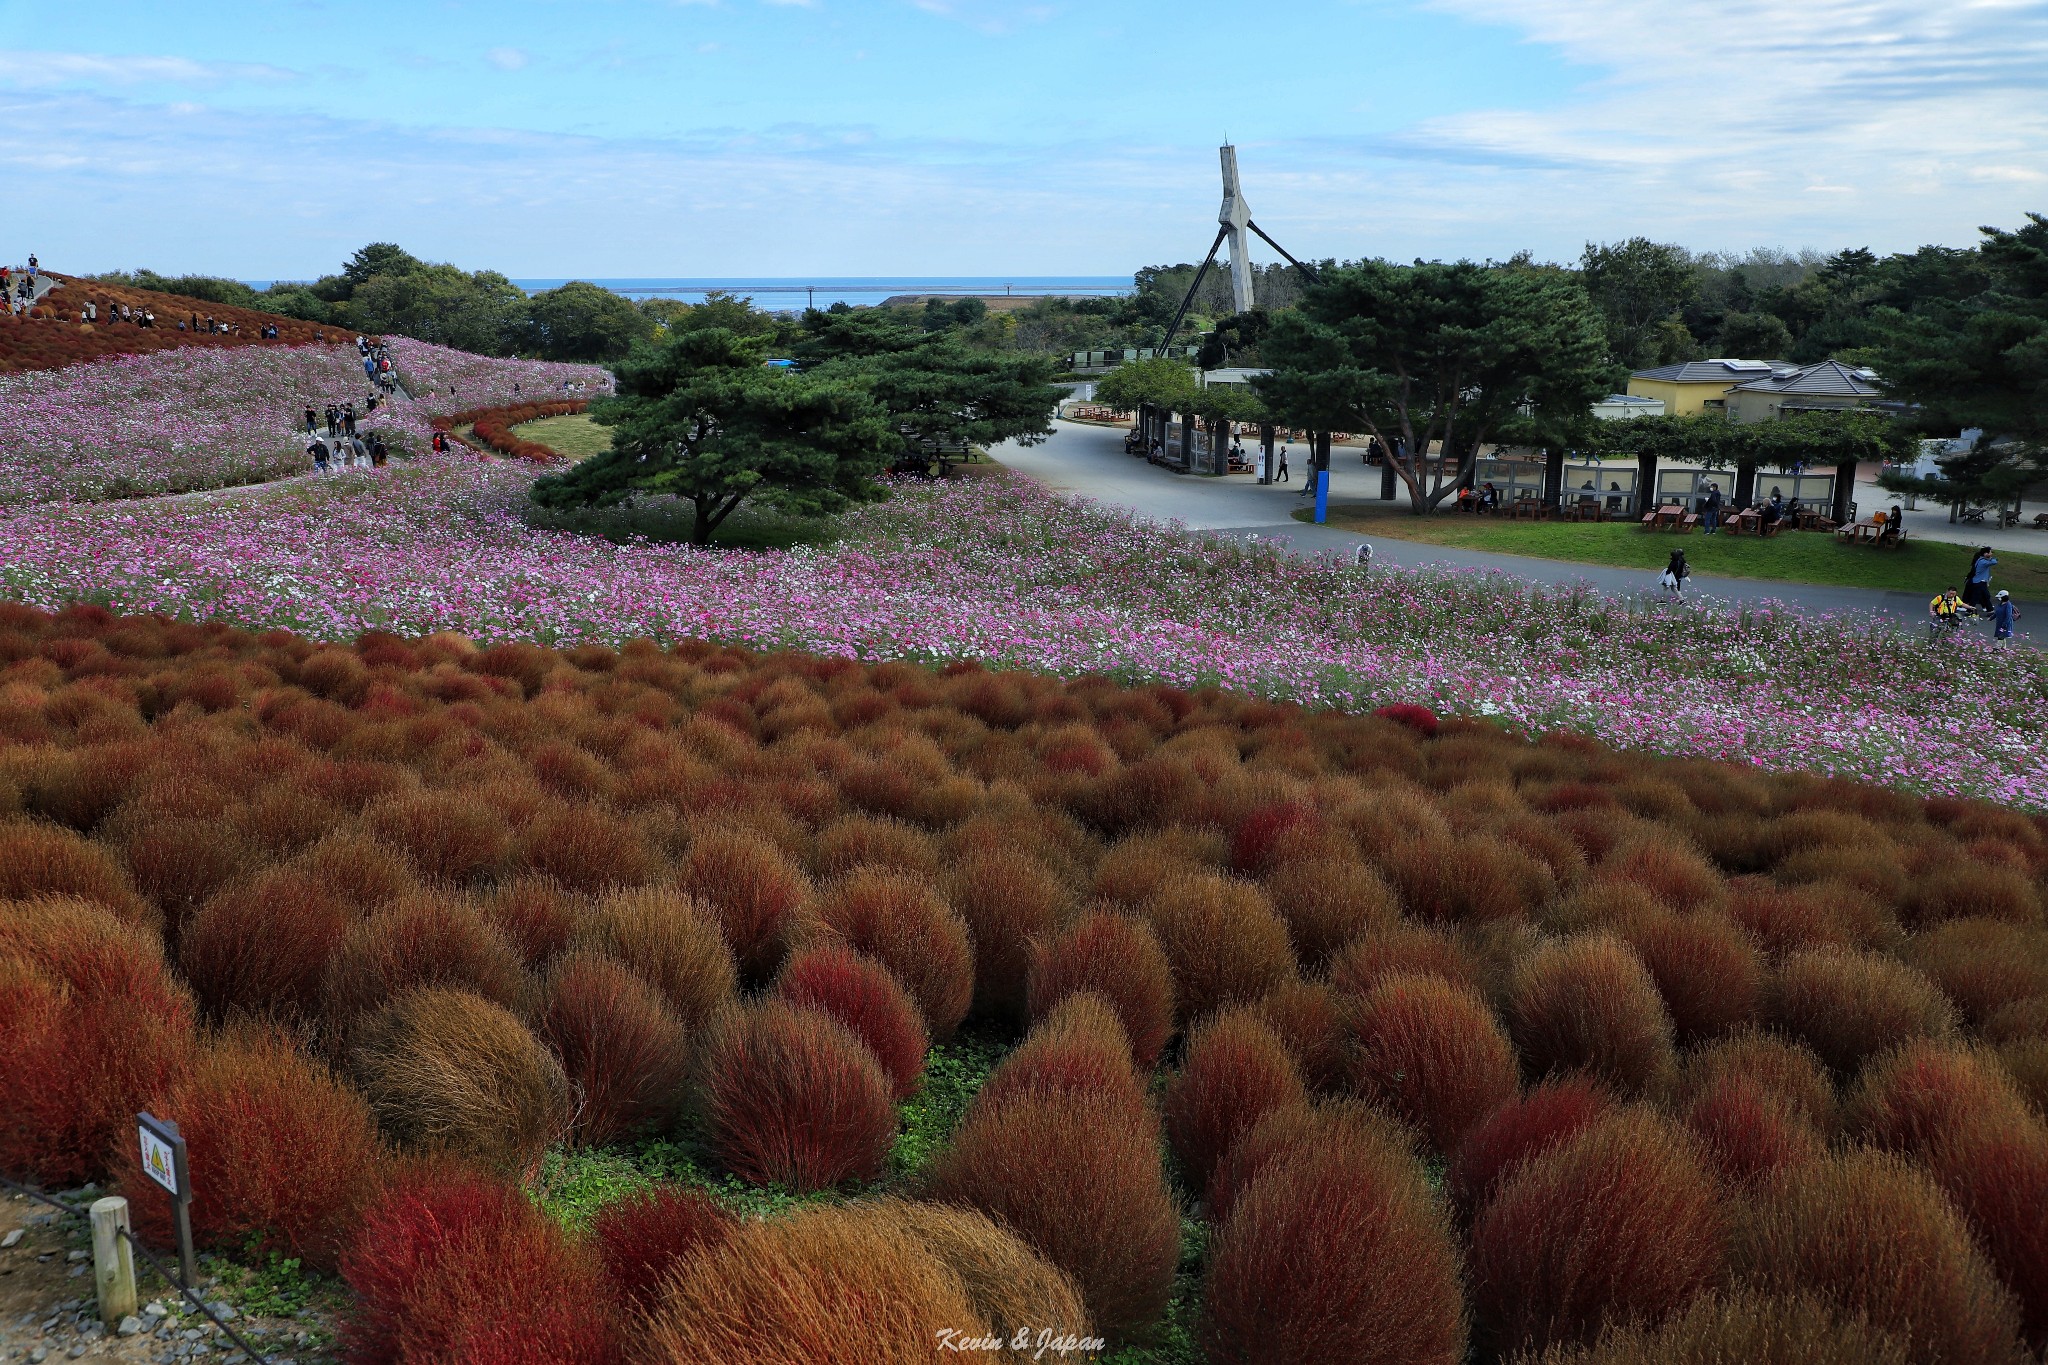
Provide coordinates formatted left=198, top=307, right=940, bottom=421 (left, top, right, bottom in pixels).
left=0, top=272, right=333, bottom=375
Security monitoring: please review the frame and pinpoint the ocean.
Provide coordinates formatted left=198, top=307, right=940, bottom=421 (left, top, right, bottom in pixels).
left=242, top=277, right=1133, bottom=311
left=508, top=277, right=1135, bottom=311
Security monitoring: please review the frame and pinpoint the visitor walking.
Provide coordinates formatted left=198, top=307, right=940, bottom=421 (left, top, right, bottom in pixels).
left=304, top=406, right=318, bottom=436
left=1660, top=549, right=1690, bottom=599
left=1701, top=482, right=1723, bottom=534
left=1995, top=590, right=2019, bottom=641
left=1964, top=547, right=1997, bottom=610
left=308, top=438, right=330, bottom=475
left=1277, top=447, right=1290, bottom=483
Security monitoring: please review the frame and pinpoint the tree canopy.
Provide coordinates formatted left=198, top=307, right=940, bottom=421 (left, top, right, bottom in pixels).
left=530, top=328, right=896, bottom=545
left=523, top=281, right=656, bottom=362
left=1093, top=356, right=1200, bottom=418
left=1255, top=259, right=1609, bottom=511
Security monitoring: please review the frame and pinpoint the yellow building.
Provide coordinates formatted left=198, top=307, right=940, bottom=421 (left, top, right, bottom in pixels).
left=1626, top=358, right=1781, bottom=416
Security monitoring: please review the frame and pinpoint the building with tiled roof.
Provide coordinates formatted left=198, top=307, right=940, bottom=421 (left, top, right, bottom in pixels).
left=1625, top=358, right=1785, bottom=416
left=1721, top=359, right=1891, bottom=424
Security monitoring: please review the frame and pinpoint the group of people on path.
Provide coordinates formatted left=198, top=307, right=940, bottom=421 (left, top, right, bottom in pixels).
left=4, top=254, right=41, bottom=315
left=304, top=397, right=390, bottom=475
left=1932, top=546, right=2020, bottom=639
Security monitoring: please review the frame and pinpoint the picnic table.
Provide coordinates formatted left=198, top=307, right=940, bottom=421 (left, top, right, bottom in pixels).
left=1722, top=509, right=1762, bottom=536
left=1836, top=518, right=1885, bottom=545
left=1641, top=503, right=1687, bottom=530
left=1565, top=498, right=1606, bottom=522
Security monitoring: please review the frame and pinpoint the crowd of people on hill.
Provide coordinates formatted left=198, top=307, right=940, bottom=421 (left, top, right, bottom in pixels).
left=303, top=397, right=391, bottom=475
left=4, top=254, right=41, bottom=315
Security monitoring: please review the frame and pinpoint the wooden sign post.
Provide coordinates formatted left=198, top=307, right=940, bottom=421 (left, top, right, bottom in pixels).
left=136, top=1112, right=197, bottom=1287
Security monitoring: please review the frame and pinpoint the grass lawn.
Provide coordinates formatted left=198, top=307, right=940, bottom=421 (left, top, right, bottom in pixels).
left=1305, top=502, right=2048, bottom=596
left=511, top=412, right=613, bottom=461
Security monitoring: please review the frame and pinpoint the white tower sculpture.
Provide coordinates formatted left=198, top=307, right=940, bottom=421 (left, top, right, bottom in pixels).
left=1218, top=144, right=1256, bottom=315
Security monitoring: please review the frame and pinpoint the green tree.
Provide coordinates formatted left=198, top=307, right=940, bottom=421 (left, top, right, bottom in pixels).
left=343, top=243, right=425, bottom=289
left=524, top=281, right=654, bottom=361
left=1714, top=311, right=1795, bottom=360
left=1255, top=259, right=1610, bottom=512
left=1093, top=356, right=1200, bottom=419
left=818, top=341, right=1062, bottom=457
left=530, top=328, right=896, bottom=544
left=349, top=264, right=527, bottom=356
left=1579, top=238, right=1700, bottom=369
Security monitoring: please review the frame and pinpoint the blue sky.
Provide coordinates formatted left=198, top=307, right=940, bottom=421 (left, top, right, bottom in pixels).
left=4, top=0, right=2045, bottom=279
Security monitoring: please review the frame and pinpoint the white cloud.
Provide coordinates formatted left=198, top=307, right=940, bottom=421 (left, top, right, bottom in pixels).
left=0, top=51, right=291, bottom=88
left=486, top=47, right=530, bottom=71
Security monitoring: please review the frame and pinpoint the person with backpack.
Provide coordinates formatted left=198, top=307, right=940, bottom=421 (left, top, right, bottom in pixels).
left=1995, top=590, right=2020, bottom=641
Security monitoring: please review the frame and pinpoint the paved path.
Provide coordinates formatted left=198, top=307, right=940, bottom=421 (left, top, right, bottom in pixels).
left=995, top=420, right=2028, bottom=640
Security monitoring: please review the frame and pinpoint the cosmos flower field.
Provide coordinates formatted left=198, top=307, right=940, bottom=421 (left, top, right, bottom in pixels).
left=0, top=444, right=2042, bottom=807
left=0, top=339, right=607, bottom=503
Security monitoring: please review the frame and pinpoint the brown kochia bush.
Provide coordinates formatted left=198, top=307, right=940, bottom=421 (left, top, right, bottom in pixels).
left=972, top=992, right=1147, bottom=1122
left=1252, top=978, right=1347, bottom=1093
left=1617, top=909, right=1762, bottom=1042
left=1736, top=1149, right=2026, bottom=1365
left=0, top=819, right=149, bottom=923
left=1325, top=922, right=1481, bottom=997
left=322, top=892, right=530, bottom=1032
left=1682, top=1072, right=1824, bottom=1187
left=871, top=1201, right=1096, bottom=1363
left=701, top=999, right=897, bottom=1192
left=538, top=951, right=692, bottom=1148
left=352, top=986, right=571, bottom=1176
left=1139, top=871, right=1295, bottom=1022
left=572, top=886, right=736, bottom=1040
left=1771, top=945, right=1958, bottom=1074
left=1204, top=1123, right=1468, bottom=1365
left=642, top=1203, right=989, bottom=1365
left=1164, top=1008, right=1307, bottom=1193
left=922, top=1091, right=1180, bottom=1344
left=1507, top=934, right=1678, bottom=1098
left=813, top=868, right=975, bottom=1039
left=1680, top=1028, right=1839, bottom=1135
left=679, top=825, right=813, bottom=984
left=1262, top=855, right=1400, bottom=967
left=1346, top=973, right=1520, bottom=1154
left=1207, top=1097, right=1415, bottom=1228
left=1026, top=909, right=1175, bottom=1068
left=944, top=843, right=1068, bottom=1020
left=1471, top=1109, right=1727, bottom=1357
left=1905, top=919, right=2048, bottom=1028
left=1519, top=1290, right=1912, bottom=1365
left=1448, top=1077, right=1613, bottom=1224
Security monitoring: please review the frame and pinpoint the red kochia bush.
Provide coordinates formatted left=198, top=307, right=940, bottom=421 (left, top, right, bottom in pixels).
left=590, top=1186, right=738, bottom=1318
left=1447, top=1077, right=1613, bottom=1223
left=775, top=944, right=929, bottom=1101
left=1517, top=1290, right=1913, bottom=1365
left=702, top=1000, right=896, bottom=1191
left=1373, top=703, right=1440, bottom=737
left=341, top=1164, right=619, bottom=1365
left=1346, top=973, right=1520, bottom=1154
left=1844, top=1040, right=2036, bottom=1159
left=814, top=869, right=975, bottom=1039
left=1165, top=1009, right=1307, bottom=1194
left=922, top=1091, right=1179, bottom=1344
left=1507, top=935, right=1678, bottom=1097
left=1326, top=923, right=1481, bottom=997
left=1682, top=1073, right=1823, bottom=1187
left=1471, top=1109, right=1726, bottom=1356
left=538, top=952, right=691, bottom=1148
left=1680, top=1029, right=1839, bottom=1135
left=1207, top=1099, right=1413, bottom=1228
left=0, top=898, right=196, bottom=1184
left=1026, top=910, right=1175, bottom=1068
left=1926, top=1122, right=2048, bottom=1350
left=178, top=867, right=352, bottom=1025
left=1736, top=1150, right=2024, bottom=1365
left=117, top=1030, right=383, bottom=1272
left=1204, top=1133, right=1466, bottom=1365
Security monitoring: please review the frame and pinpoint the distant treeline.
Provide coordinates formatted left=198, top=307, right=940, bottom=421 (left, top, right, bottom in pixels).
left=91, top=228, right=2012, bottom=376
